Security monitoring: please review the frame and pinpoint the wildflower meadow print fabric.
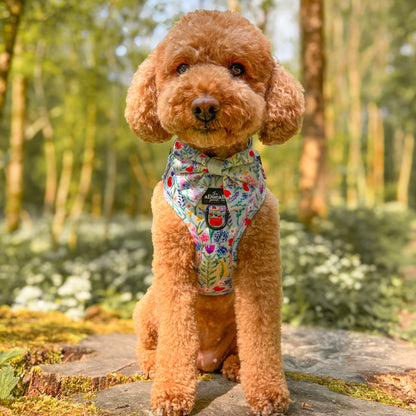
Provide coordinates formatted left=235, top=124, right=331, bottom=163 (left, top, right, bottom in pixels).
left=163, top=140, right=266, bottom=295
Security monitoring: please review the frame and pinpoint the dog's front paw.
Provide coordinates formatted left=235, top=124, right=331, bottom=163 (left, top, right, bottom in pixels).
left=244, top=380, right=290, bottom=416
left=151, top=381, right=196, bottom=416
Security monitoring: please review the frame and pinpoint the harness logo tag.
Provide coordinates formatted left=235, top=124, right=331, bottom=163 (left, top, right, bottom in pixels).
left=202, top=188, right=227, bottom=206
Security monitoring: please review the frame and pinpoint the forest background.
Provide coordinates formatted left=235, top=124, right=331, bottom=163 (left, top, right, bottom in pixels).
left=0, top=0, right=415, bottom=341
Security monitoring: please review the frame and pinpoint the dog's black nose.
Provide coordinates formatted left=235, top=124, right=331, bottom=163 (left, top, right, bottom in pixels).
left=191, top=96, right=220, bottom=122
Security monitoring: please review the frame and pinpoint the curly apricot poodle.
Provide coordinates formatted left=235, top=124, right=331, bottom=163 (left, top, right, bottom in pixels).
left=125, top=10, right=304, bottom=416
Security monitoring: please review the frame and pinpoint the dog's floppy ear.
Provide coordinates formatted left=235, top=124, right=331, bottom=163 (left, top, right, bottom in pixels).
left=125, top=55, right=171, bottom=143
left=259, top=60, right=305, bottom=145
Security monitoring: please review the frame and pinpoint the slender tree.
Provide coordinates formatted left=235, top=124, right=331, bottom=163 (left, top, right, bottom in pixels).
left=33, top=39, right=57, bottom=215
left=0, top=0, right=25, bottom=118
left=397, top=132, right=415, bottom=208
left=5, top=72, right=26, bottom=231
left=299, top=0, right=327, bottom=223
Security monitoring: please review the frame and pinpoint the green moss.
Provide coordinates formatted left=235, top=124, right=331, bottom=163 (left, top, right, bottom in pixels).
left=0, top=306, right=137, bottom=414
left=0, top=368, right=150, bottom=416
left=198, top=373, right=214, bottom=381
left=0, top=306, right=134, bottom=351
left=286, top=371, right=415, bottom=412
left=59, top=372, right=150, bottom=396
left=3, top=395, right=108, bottom=416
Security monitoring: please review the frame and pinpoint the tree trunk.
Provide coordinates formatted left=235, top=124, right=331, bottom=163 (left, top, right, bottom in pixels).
left=5, top=74, right=26, bottom=232
left=0, top=0, right=25, bottom=118
left=367, top=103, right=385, bottom=205
left=228, top=0, right=240, bottom=12
left=70, top=98, right=96, bottom=219
left=68, top=98, right=96, bottom=248
left=103, top=5, right=119, bottom=237
left=51, top=82, right=77, bottom=246
left=325, top=5, right=348, bottom=203
left=346, top=0, right=367, bottom=206
left=34, top=40, right=57, bottom=216
left=103, top=100, right=117, bottom=238
left=129, top=152, right=153, bottom=212
left=397, top=133, right=414, bottom=208
left=51, top=149, right=73, bottom=246
left=299, top=0, right=327, bottom=224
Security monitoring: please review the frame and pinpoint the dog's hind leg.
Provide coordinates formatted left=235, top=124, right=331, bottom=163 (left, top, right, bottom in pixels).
left=132, top=287, right=158, bottom=379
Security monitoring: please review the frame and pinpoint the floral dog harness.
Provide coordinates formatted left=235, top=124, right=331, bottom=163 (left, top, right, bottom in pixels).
left=163, top=140, right=266, bottom=296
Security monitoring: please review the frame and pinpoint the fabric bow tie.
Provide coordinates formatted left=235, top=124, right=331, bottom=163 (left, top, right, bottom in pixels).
left=164, top=140, right=266, bottom=210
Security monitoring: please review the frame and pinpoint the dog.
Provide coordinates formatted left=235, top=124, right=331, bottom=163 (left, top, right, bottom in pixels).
left=125, top=10, right=304, bottom=416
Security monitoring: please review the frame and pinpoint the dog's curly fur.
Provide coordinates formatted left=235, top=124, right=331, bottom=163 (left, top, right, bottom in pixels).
left=125, top=10, right=304, bottom=416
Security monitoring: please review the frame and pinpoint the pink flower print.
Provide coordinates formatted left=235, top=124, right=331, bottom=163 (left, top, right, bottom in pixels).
left=200, top=232, right=209, bottom=242
left=205, top=244, right=215, bottom=254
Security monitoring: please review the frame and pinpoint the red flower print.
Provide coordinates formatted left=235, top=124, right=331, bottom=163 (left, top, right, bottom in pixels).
left=167, top=177, right=173, bottom=187
left=249, top=150, right=255, bottom=157
left=243, top=183, right=249, bottom=192
left=213, top=286, right=225, bottom=292
left=186, top=165, right=193, bottom=172
left=224, top=190, right=231, bottom=197
left=228, top=238, right=234, bottom=246
left=244, top=218, right=251, bottom=226
left=175, top=142, right=183, bottom=149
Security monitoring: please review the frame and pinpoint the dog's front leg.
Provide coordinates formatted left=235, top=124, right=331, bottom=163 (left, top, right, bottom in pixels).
left=150, top=183, right=199, bottom=416
left=233, top=192, right=290, bottom=415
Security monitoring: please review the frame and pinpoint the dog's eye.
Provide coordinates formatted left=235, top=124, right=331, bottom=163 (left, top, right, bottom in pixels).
left=229, top=63, right=245, bottom=76
left=176, top=64, right=189, bottom=75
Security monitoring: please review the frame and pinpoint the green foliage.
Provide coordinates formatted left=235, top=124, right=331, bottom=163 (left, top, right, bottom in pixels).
left=0, top=350, right=26, bottom=368
left=0, top=349, right=26, bottom=400
left=280, top=205, right=415, bottom=338
left=0, top=366, right=19, bottom=400
left=0, top=205, right=415, bottom=341
left=319, top=205, right=414, bottom=272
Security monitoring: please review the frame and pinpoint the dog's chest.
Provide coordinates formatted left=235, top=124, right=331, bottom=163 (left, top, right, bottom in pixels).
left=162, top=140, right=266, bottom=295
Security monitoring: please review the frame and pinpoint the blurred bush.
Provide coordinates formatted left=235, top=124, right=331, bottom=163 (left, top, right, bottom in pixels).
left=0, top=205, right=414, bottom=340
left=0, top=217, right=153, bottom=320
left=280, top=204, right=415, bottom=338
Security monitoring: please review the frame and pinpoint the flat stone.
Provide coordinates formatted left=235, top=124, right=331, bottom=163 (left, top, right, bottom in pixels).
left=92, top=375, right=415, bottom=416
left=281, top=325, right=416, bottom=382
left=37, top=325, right=416, bottom=415
left=40, top=333, right=138, bottom=378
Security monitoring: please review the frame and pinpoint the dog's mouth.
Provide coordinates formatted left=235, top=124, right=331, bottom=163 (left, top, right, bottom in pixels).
left=193, top=120, right=220, bottom=135
left=193, top=126, right=217, bottom=135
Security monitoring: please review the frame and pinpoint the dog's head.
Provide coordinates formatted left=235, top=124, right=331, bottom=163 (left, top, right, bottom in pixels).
left=125, top=10, right=304, bottom=155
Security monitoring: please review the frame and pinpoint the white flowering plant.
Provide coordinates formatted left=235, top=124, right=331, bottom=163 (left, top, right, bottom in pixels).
left=0, top=206, right=414, bottom=340
left=0, top=217, right=153, bottom=319
left=280, top=204, right=415, bottom=338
